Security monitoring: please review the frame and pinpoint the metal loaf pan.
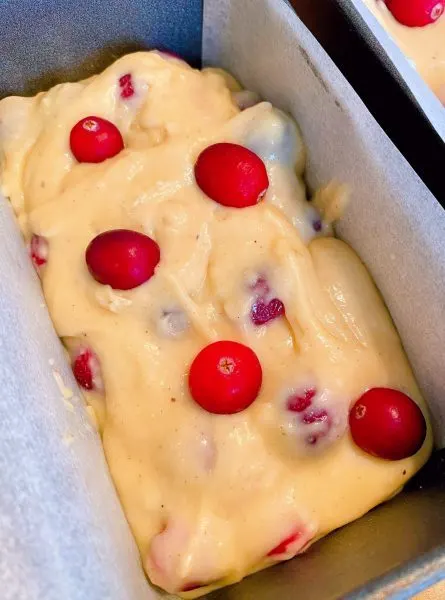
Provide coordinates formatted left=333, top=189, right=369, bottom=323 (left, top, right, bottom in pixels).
left=0, top=1, right=444, bottom=599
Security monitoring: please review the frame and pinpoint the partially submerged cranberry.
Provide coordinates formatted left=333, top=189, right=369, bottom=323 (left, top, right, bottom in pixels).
left=72, top=348, right=103, bottom=392
left=70, top=116, right=124, bottom=163
left=181, top=581, right=213, bottom=592
left=287, top=388, right=316, bottom=413
left=284, top=387, right=339, bottom=448
left=349, top=388, right=427, bottom=460
left=267, top=530, right=302, bottom=557
left=385, top=0, right=444, bottom=26
left=85, top=229, right=160, bottom=290
left=248, top=274, right=285, bottom=326
left=30, top=234, right=48, bottom=269
left=188, top=340, right=262, bottom=414
left=302, top=408, right=328, bottom=425
left=251, top=298, right=285, bottom=326
left=195, top=143, right=269, bottom=208
left=119, top=73, right=135, bottom=99
left=312, top=218, right=323, bottom=233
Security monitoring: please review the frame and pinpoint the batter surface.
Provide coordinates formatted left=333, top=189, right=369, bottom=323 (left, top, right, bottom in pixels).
left=0, top=51, right=432, bottom=597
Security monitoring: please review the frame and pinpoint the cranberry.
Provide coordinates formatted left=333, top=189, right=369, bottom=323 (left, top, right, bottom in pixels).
left=86, top=229, right=160, bottom=290
left=119, top=73, right=135, bottom=99
left=349, top=388, right=427, bottom=460
left=312, top=219, right=323, bottom=232
left=303, top=409, right=328, bottom=424
left=287, top=388, right=316, bottom=412
left=251, top=298, right=285, bottom=326
left=72, top=348, right=103, bottom=391
left=194, top=143, right=269, bottom=208
left=267, top=530, right=302, bottom=557
left=30, top=234, right=48, bottom=269
left=70, top=116, right=124, bottom=163
left=385, top=0, right=444, bottom=26
left=181, top=582, right=211, bottom=592
left=188, top=340, right=262, bottom=414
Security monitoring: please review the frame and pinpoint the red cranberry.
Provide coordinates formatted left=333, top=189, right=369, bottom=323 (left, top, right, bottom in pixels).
left=385, top=0, right=444, bottom=26
left=303, top=409, right=328, bottom=425
left=267, top=530, right=302, bottom=557
left=188, top=340, right=262, bottom=414
left=349, top=388, right=427, bottom=460
left=119, top=73, right=135, bottom=99
left=70, top=116, right=124, bottom=163
left=86, top=229, right=160, bottom=290
left=194, top=143, right=269, bottom=208
left=251, top=298, right=285, bottom=326
left=181, top=582, right=212, bottom=592
left=287, top=388, right=316, bottom=412
left=72, top=348, right=103, bottom=392
left=30, top=234, right=48, bottom=269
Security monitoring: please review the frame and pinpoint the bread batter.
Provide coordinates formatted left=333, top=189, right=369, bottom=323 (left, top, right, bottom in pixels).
left=0, top=51, right=432, bottom=597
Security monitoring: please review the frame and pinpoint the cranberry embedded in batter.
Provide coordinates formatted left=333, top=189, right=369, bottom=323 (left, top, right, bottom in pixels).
left=287, top=388, right=316, bottom=412
left=119, top=73, right=135, bottom=99
left=251, top=298, right=285, bottom=326
left=69, top=116, right=124, bottom=163
left=85, top=229, right=160, bottom=290
left=194, top=143, right=269, bottom=208
left=188, top=340, right=262, bottom=414
left=72, top=348, right=103, bottom=392
left=181, top=582, right=211, bottom=592
left=267, top=530, right=302, bottom=557
left=385, top=0, right=444, bottom=26
left=302, top=408, right=328, bottom=424
left=30, top=234, right=48, bottom=269
left=349, top=388, right=427, bottom=460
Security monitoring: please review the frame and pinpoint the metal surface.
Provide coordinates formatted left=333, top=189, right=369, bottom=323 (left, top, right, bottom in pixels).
left=1, top=0, right=445, bottom=598
left=0, top=0, right=202, bottom=97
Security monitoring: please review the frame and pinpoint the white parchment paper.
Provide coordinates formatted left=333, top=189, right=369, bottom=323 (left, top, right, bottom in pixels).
left=338, top=0, right=445, bottom=141
left=0, top=199, right=157, bottom=599
left=0, top=0, right=444, bottom=598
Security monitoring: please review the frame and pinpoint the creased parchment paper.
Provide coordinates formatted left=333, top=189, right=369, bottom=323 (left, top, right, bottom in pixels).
left=0, top=0, right=444, bottom=599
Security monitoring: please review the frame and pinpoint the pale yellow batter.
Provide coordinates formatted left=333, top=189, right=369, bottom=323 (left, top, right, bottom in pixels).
left=0, top=52, right=432, bottom=597
left=363, top=0, right=445, bottom=103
